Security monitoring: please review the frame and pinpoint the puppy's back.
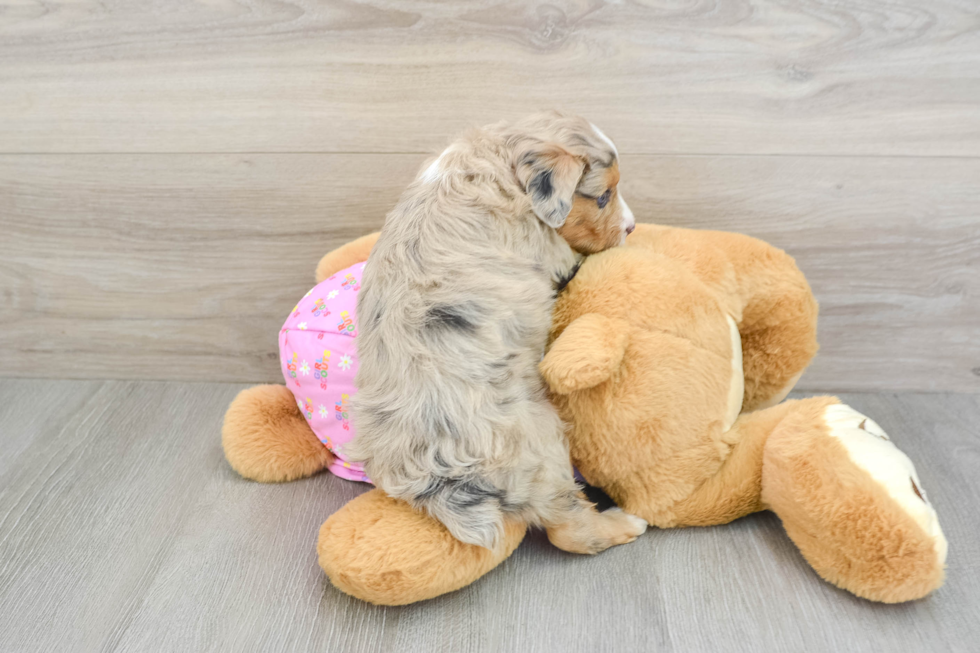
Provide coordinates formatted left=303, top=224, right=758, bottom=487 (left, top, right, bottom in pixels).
left=348, top=131, right=576, bottom=548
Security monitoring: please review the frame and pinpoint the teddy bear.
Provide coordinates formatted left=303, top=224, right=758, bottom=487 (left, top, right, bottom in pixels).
left=222, top=225, right=947, bottom=606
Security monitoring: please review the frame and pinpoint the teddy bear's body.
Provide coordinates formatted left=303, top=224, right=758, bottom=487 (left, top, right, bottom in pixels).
left=222, top=225, right=947, bottom=606
left=542, top=226, right=946, bottom=603
left=545, top=225, right=817, bottom=528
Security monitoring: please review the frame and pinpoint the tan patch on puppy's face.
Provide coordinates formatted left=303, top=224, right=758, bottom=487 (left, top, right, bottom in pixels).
left=558, top=161, right=631, bottom=254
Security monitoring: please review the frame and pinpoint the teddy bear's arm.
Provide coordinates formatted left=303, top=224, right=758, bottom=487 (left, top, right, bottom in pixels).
left=541, top=314, right=629, bottom=394
left=315, top=232, right=381, bottom=283
left=627, top=225, right=818, bottom=410
left=698, top=231, right=819, bottom=411
left=659, top=228, right=818, bottom=411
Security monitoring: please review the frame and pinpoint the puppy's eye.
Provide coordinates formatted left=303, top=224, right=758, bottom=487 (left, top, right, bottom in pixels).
left=596, top=190, right=611, bottom=209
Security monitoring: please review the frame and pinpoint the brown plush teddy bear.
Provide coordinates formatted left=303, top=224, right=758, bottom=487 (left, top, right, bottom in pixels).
left=222, top=225, right=947, bottom=606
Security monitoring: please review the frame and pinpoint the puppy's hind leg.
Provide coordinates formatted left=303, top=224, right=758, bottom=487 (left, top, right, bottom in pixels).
left=546, top=493, right=647, bottom=555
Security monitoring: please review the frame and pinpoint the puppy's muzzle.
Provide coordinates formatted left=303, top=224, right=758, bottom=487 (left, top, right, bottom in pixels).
left=620, top=195, right=636, bottom=238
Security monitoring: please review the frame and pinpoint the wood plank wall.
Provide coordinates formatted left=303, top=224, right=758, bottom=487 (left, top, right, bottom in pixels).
left=1, top=0, right=978, bottom=392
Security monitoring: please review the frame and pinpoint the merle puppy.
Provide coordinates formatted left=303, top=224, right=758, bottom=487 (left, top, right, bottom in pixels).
left=349, top=111, right=644, bottom=553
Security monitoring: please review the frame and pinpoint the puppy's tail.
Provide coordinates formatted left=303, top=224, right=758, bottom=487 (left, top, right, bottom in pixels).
left=414, top=476, right=506, bottom=550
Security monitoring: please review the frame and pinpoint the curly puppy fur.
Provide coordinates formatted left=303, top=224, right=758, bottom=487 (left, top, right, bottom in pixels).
left=348, top=111, right=644, bottom=552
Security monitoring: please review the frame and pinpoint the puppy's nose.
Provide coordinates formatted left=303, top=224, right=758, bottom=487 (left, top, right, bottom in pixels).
left=619, top=195, right=636, bottom=237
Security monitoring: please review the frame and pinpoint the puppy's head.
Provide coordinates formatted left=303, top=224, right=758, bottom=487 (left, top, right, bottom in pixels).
left=511, top=112, right=635, bottom=254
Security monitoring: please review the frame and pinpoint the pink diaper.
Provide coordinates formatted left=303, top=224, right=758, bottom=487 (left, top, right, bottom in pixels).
left=279, top=262, right=369, bottom=483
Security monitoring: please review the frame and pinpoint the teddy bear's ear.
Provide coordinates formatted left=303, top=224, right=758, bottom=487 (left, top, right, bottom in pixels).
left=540, top=313, right=629, bottom=394
left=315, top=232, right=381, bottom=283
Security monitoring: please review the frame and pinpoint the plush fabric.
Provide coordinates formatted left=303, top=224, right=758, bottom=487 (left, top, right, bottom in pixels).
left=763, top=399, right=946, bottom=603
left=539, top=225, right=945, bottom=602
left=315, top=232, right=380, bottom=285
left=222, top=223, right=947, bottom=606
left=222, top=384, right=334, bottom=483
left=318, top=489, right=526, bottom=606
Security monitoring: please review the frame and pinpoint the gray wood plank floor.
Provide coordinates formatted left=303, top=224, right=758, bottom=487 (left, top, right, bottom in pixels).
left=0, top=379, right=977, bottom=652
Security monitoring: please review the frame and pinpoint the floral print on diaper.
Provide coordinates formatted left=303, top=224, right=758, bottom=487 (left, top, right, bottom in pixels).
left=279, top=261, right=368, bottom=484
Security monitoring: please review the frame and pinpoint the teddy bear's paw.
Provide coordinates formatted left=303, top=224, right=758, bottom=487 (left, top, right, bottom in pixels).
left=763, top=398, right=948, bottom=602
left=547, top=507, right=648, bottom=555
left=822, top=403, right=947, bottom=566
left=222, top=384, right=334, bottom=483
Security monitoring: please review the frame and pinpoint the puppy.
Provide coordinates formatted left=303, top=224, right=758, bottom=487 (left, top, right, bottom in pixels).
left=349, top=111, right=644, bottom=553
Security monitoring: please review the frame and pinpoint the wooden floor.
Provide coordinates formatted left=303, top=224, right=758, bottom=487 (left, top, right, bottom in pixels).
left=0, top=379, right=977, bottom=652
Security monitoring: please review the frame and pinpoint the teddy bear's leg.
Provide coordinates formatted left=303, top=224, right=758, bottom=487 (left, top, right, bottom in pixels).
left=748, top=371, right=803, bottom=411
left=661, top=401, right=798, bottom=527
left=728, top=246, right=818, bottom=412
left=762, top=397, right=947, bottom=603
left=315, top=232, right=380, bottom=284
left=222, top=384, right=334, bottom=483
left=318, top=489, right=527, bottom=605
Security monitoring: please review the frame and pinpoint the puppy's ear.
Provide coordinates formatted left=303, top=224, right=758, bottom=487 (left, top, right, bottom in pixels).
left=514, top=142, right=586, bottom=228
left=540, top=314, right=629, bottom=394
